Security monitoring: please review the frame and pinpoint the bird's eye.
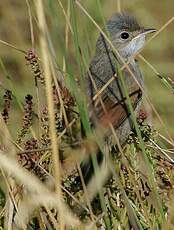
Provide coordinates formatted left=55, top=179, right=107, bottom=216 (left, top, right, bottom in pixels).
left=120, top=32, right=129, bottom=40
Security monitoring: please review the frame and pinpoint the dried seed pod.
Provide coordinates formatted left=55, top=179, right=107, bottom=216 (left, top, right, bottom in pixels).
left=52, top=85, right=59, bottom=105
left=1, top=89, right=12, bottom=123
left=18, top=138, right=47, bottom=180
left=138, top=109, right=148, bottom=123
left=40, top=107, right=50, bottom=147
left=61, top=86, right=75, bottom=107
left=16, top=94, right=33, bottom=144
left=25, top=49, right=45, bottom=85
left=55, top=112, right=63, bottom=134
left=52, top=84, right=75, bottom=108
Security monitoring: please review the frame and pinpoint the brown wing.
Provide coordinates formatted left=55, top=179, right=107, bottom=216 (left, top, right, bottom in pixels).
left=92, top=85, right=142, bottom=130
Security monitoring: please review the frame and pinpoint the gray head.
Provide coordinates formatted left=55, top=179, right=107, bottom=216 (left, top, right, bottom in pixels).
left=97, top=12, right=156, bottom=59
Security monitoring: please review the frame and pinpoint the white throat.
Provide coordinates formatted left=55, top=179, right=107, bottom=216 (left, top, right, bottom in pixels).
left=120, top=34, right=146, bottom=60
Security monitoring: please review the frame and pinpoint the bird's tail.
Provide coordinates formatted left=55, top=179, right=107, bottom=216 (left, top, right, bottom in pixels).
left=80, top=150, right=104, bottom=184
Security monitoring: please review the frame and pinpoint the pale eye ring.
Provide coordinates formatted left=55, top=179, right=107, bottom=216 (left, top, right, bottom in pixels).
left=120, top=31, right=130, bottom=40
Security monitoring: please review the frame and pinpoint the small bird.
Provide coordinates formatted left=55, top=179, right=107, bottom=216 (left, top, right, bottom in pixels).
left=80, top=12, right=156, bottom=183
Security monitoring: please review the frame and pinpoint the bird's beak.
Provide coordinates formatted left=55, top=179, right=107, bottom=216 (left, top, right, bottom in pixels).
left=133, top=28, right=157, bottom=41
left=142, top=28, right=157, bottom=35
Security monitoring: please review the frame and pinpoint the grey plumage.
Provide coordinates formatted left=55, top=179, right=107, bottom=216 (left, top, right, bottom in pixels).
left=87, top=12, right=144, bottom=142
left=81, top=12, right=154, bottom=182
left=107, top=12, right=142, bottom=33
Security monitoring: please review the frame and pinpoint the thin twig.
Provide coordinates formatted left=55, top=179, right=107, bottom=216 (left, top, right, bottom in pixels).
left=117, top=0, right=121, bottom=12
left=36, top=1, right=63, bottom=229
left=0, top=39, right=26, bottom=54
left=139, top=54, right=174, bottom=93
left=25, top=0, right=35, bottom=48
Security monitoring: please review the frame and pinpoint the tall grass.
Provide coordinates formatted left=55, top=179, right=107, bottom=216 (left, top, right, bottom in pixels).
left=0, top=0, right=173, bottom=229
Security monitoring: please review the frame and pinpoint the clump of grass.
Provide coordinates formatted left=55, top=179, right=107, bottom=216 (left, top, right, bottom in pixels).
left=0, top=1, right=173, bottom=229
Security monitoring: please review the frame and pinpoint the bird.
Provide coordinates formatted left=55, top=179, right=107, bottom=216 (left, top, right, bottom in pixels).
left=80, top=12, right=156, bottom=184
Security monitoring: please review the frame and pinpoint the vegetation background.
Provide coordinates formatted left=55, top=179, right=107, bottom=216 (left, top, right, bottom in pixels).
left=0, top=0, right=173, bottom=136
left=0, top=0, right=173, bottom=229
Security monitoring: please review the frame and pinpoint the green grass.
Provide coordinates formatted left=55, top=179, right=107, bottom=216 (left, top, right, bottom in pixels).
left=0, top=0, right=173, bottom=229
